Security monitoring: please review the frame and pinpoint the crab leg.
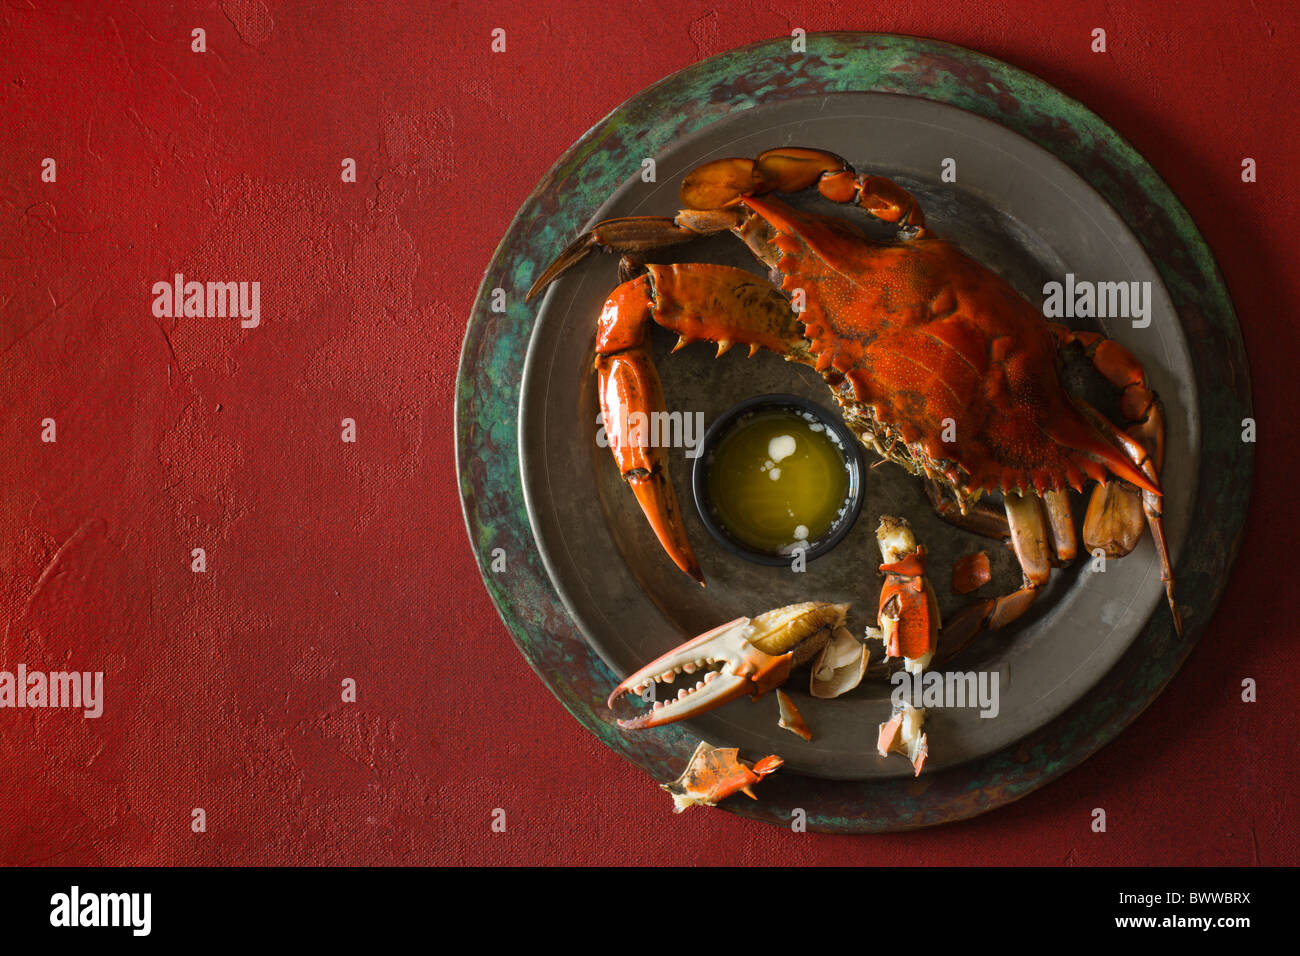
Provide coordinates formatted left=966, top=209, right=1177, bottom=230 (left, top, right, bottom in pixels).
left=923, top=478, right=1011, bottom=541
left=935, top=491, right=1053, bottom=660
left=681, top=147, right=930, bottom=235
left=525, top=208, right=746, bottom=301
left=1050, top=325, right=1178, bottom=632
left=593, top=264, right=809, bottom=583
left=1004, top=491, right=1054, bottom=589
left=1050, top=325, right=1166, bottom=545
left=875, top=516, right=940, bottom=674
left=1075, top=399, right=1181, bottom=635
left=1041, top=489, right=1078, bottom=564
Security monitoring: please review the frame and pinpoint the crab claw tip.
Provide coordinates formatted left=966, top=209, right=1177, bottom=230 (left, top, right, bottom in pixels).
left=613, top=671, right=752, bottom=729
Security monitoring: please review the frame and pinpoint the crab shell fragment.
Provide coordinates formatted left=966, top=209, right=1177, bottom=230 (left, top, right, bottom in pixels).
left=809, top=625, right=871, bottom=699
left=877, top=703, right=929, bottom=776
left=662, top=741, right=785, bottom=812
left=952, top=550, right=992, bottom=595
left=876, top=515, right=940, bottom=675
left=775, top=688, right=813, bottom=740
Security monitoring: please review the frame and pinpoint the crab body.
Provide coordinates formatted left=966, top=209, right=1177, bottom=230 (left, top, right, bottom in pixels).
left=746, top=194, right=1144, bottom=504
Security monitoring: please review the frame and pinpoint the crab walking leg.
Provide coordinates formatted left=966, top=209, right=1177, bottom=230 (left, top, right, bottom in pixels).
left=924, top=468, right=1073, bottom=563
left=533, top=148, right=932, bottom=302
left=1049, top=324, right=1167, bottom=553
left=681, top=146, right=930, bottom=235
left=935, top=491, right=1054, bottom=661
left=525, top=208, right=748, bottom=301
left=594, top=264, right=810, bottom=583
left=923, top=478, right=1011, bottom=541
left=1041, top=489, right=1078, bottom=564
left=813, top=170, right=929, bottom=234
left=1060, top=327, right=1179, bottom=635
left=1003, top=492, right=1054, bottom=587
left=1075, top=399, right=1181, bottom=635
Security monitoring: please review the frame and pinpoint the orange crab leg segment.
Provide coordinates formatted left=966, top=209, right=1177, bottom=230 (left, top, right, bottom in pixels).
left=1075, top=399, right=1181, bottom=635
left=874, top=517, right=940, bottom=668
left=1056, top=327, right=1179, bottom=634
left=1049, top=323, right=1169, bottom=544
left=680, top=146, right=931, bottom=235
left=1041, top=489, right=1078, bottom=564
left=596, top=279, right=702, bottom=583
left=526, top=209, right=746, bottom=301
left=879, top=550, right=937, bottom=661
left=594, top=264, right=808, bottom=584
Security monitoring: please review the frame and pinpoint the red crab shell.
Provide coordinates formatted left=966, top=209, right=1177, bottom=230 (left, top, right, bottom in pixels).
left=743, top=194, right=1149, bottom=499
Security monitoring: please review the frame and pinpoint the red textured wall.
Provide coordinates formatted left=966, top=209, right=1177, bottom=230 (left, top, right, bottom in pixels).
left=1, top=1, right=1295, bottom=865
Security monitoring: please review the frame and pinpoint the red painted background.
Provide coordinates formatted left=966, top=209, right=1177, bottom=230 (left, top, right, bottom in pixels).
left=1, top=1, right=1295, bottom=865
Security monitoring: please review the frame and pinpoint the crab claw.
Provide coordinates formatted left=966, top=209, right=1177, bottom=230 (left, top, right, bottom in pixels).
left=608, top=618, right=791, bottom=729
left=608, top=602, right=847, bottom=730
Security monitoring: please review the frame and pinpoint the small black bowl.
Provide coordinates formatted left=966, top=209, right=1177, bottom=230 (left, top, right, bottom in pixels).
left=691, top=394, right=864, bottom=566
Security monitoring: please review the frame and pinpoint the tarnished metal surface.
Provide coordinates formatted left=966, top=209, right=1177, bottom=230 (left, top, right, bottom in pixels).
left=456, top=33, right=1252, bottom=831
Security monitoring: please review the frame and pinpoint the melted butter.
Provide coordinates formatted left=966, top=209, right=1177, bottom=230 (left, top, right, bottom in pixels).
left=706, top=409, right=850, bottom=553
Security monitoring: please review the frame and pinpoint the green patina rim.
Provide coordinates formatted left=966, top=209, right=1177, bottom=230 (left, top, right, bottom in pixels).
left=455, top=32, right=1252, bottom=832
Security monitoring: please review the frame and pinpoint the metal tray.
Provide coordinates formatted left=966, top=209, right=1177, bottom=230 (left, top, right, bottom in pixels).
left=457, top=33, right=1251, bottom=830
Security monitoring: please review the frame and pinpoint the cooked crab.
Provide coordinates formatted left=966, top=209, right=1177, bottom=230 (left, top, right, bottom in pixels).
left=530, top=146, right=1180, bottom=784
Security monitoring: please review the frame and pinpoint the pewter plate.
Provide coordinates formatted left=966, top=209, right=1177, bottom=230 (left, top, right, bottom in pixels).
left=518, top=92, right=1196, bottom=781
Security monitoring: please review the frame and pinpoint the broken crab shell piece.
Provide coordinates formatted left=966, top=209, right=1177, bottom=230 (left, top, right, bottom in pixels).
left=875, top=515, right=940, bottom=674
left=662, top=740, right=784, bottom=813
left=608, top=602, right=847, bottom=729
left=877, top=703, right=929, bottom=777
left=810, top=625, right=870, bottom=698
left=952, top=550, right=992, bottom=595
left=775, top=689, right=813, bottom=740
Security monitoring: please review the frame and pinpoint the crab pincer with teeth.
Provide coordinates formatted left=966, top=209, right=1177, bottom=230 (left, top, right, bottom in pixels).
left=607, top=602, right=847, bottom=729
